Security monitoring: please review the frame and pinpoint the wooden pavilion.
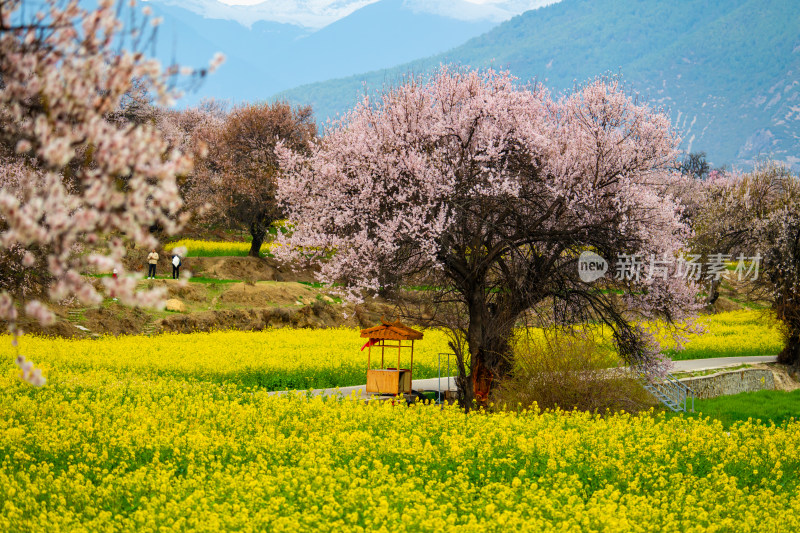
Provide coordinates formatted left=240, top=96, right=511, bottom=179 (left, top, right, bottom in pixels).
left=361, top=319, right=423, bottom=395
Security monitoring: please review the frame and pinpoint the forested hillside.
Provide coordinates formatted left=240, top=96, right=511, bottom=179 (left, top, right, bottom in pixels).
left=280, top=0, right=800, bottom=168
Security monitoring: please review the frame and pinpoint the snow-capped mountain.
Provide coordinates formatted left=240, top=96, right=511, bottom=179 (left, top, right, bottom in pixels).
left=144, top=0, right=557, bottom=28
left=138, top=0, right=556, bottom=104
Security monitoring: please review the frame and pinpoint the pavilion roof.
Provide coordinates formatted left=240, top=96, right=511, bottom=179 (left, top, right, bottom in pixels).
left=360, top=319, right=423, bottom=340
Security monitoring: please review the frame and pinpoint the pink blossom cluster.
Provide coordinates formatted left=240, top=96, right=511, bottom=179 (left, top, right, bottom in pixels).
left=278, top=69, right=688, bottom=284
left=156, top=101, right=228, bottom=219
left=277, top=67, right=700, bottom=377
left=15, top=354, right=45, bottom=387
left=630, top=326, right=674, bottom=380
left=0, top=0, right=221, bottom=383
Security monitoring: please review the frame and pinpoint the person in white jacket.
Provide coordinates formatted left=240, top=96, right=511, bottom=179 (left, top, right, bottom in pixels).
left=146, top=250, right=159, bottom=279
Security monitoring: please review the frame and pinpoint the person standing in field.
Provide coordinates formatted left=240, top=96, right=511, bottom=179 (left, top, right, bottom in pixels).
left=172, top=253, right=182, bottom=279
left=147, top=249, right=159, bottom=279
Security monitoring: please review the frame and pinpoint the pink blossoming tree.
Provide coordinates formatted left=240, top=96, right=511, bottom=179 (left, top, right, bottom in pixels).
left=0, top=0, right=221, bottom=385
left=690, top=161, right=800, bottom=370
left=148, top=100, right=228, bottom=230
left=277, top=67, right=699, bottom=405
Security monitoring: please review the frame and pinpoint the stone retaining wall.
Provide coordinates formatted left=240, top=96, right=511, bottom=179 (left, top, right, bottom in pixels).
left=679, top=369, right=774, bottom=399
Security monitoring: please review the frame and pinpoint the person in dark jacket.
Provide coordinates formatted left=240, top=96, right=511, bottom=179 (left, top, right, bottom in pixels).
left=171, top=253, right=182, bottom=279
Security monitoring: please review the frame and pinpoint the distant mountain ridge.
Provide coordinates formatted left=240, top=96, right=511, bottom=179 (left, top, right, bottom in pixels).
left=142, top=0, right=553, bottom=104
left=277, top=0, right=800, bottom=170
left=145, top=0, right=557, bottom=28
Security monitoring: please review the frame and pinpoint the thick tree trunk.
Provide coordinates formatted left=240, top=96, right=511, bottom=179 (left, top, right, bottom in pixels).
left=705, top=279, right=720, bottom=307
left=249, top=219, right=267, bottom=258
left=461, top=291, right=516, bottom=409
left=471, top=349, right=496, bottom=406
left=471, top=335, right=514, bottom=406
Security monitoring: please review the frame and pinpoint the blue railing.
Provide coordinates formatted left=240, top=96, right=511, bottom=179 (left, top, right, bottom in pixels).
left=640, top=372, right=695, bottom=412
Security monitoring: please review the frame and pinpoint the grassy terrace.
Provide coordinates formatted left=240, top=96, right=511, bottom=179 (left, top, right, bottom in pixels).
left=675, top=389, right=800, bottom=429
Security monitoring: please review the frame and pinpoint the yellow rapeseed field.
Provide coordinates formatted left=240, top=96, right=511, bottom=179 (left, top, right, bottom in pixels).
left=676, top=309, right=784, bottom=359
left=0, top=310, right=784, bottom=392
left=166, top=239, right=276, bottom=258
left=0, top=309, right=797, bottom=531
left=1, top=370, right=799, bottom=532
left=2, top=328, right=454, bottom=391
left=514, top=309, right=783, bottom=362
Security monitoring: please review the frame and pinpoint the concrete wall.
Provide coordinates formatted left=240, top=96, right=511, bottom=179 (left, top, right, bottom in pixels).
left=680, top=369, right=774, bottom=399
